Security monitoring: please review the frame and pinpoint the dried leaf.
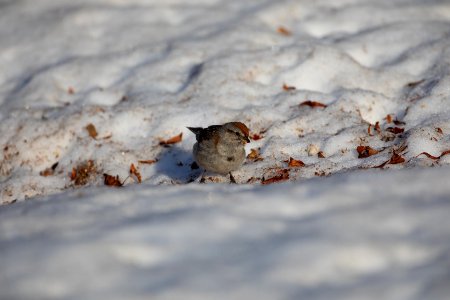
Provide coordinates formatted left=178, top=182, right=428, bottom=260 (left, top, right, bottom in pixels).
left=300, top=101, right=327, bottom=108
left=436, top=127, right=443, bottom=134
left=416, top=149, right=450, bottom=160
left=318, top=151, right=325, bottom=158
left=374, top=122, right=381, bottom=133
left=247, top=148, right=263, bottom=162
left=288, top=157, right=305, bottom=167
left=277, top=26, right=292, bottom=36
left=159, top=133, right=183, bottom=145
left=40, top=162, right=59, bottom=177
left=70, top=160, right=96, bottom=186
left=386, top=127, right=404, bottom=134
left=138, top=159, right=158, bottom=165
left=386, top=114, right=392, bottom=124
left=86, top=123, right=98, bottom=139
left=103, top=174, right=123, bottom=187
left=282, top=83, right=296, bottom=91
left=389, top=153, right=405, bottom=164
left=357, top=146, right=379, bottom=158
left=261, top=169, right=290, bottom=185
left=130, top=163, right=142, bottom=183
left=368, top=124, right=373, bottom=136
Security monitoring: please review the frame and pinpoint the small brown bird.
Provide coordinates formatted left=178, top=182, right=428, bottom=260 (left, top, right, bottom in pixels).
left=187, top=122, right=250, bottom=183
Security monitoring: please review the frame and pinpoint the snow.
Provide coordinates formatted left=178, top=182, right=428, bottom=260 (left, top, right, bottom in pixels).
left=1, top=0, right=450, bottom=299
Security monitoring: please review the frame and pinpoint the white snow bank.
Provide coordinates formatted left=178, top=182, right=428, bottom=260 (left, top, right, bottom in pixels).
left=1, top=168, right=450, bottom=300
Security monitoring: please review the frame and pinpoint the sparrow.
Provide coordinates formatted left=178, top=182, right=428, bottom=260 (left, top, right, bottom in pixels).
left=187, top=122, right=250, bottom=183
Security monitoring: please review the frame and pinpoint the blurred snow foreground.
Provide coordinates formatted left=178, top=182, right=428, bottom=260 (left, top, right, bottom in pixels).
left=1, top=0, right=450, bottom=299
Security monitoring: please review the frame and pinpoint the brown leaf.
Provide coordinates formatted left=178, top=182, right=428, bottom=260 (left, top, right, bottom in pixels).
left=288, top=157, right=305, bottom=167
left=318, top=151, right=325, bottom=158
left=247, top=148, right=263, bottom=162
left=103, top=174, right=123, bottom=187
left=86, top=123, right=98, bottom=139
left=436, top=127, right=443, bottom=134
left=138, top=159, right=158, bottom=165
left=374, top=122, right=381, bottom=133
left=159, top=133, right=183, bottom=145
left=71, top=160, right=96, bottom=186
left=389, top=153, right=405, bottom=164
left=386, top=127, right=404, bottom=134
left=130, top=163, right=142, bottom=183
left=277, top=26, right=292, bottom=36
left=416, top=149, right=450, bottom=160
left=357, top=146, right=379, bottom=158
left=300, top=101, right=327, bottom=108
left=282, top=83, right=296, bottom=91
left=40, top=162, right=59, bottom=177
left=368, top=124, right=374, bottom=136
left=261, top=169, right=290, bottom=185
left=386, top=114, right=392, bottom=124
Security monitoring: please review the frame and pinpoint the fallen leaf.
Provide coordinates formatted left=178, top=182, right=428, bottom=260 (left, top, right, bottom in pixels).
left=40, top=162, right=59, bottom=177
left=282, top=83, right=296, bottom=91
left=138, top=159, right=158, bottom=165
left=261, top=169, right=290, bottom=185
left=86, top=123, right=98, bottom=139
left=159, top=133, right=183, bottom=145
left=277, top=26, right=292, bottom=36
left=386, top=114, right=392, bottom=123
left=318, top=151, right=325, bottom=158
left=368, top=124, right=374, bottom=136
left=247, top=148, right=263, bottom=161
left=357, top=146, right=379, bottom=158
left=374, top=122, right=381, bottom=133
left=416, top=149, right=450, bottom=160
left=288, top=157, right=305, bottom=167
left=386, top=127, right=404, bottom=134
left=130, top=163, right=142, bottom=183
left=436, top=127, right=443, bottom=134
left=103, top=174, right=123, bottom=187
left=300, top=101, right=327, bottom=108
left=389, top=152, right=405, bottom=164
left=71, top=160, right=96, bottom=186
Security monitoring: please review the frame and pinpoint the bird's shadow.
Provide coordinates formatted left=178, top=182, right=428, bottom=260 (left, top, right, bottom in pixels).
left=154, top=145, right=202, bottom=183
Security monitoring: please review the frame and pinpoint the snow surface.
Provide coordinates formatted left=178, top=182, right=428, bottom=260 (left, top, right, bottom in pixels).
left=1, top=0, right=450, bottom=299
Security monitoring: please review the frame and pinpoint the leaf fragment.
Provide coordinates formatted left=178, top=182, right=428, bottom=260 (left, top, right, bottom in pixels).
left=416, top=149, right=450, bottom=160
left=40, top=162, right=59, bottom=177
left=70, top=160, right=96, bottom=185
left=357, top=146, right=379, bottom=158
left=86, top=123, right=98, bottom=139
left=247, top=148, right=263, bottom=162
left=287, top=157, right=305, bottom=167
left=261, top=169, right=290, bottom=185
left=300, top=101, right=327, bottom=108
left=130, top=163, right=142, bottom=183
left=385, top=114, right=392, bottom=123
left=159, top=133, right=183, bottom=145
left=389, top=152, right=405, bottom=164
left=282, top=83, right=296, bottom=91
left=436, top=127, right=443, bottom=134
left=103, top=174, right=123, bottom=187
left=138, top=159, right=158, bottom=165
left=386, top=127, right=404, bottom=134
left=277, top=26, right=292, bottom=36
